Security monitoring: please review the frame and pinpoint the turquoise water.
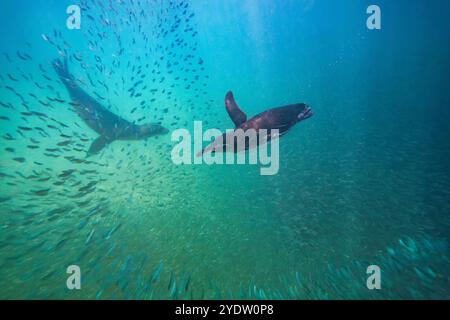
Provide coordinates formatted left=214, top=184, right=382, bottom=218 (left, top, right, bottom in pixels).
left=0, top=0, right=449, bottom=299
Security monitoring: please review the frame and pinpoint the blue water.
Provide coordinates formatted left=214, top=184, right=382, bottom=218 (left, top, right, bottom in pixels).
left=0, top=0, right=449, bottom=299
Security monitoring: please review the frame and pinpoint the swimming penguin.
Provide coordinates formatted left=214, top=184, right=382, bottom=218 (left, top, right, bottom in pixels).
left=198, top=91, right=313, bottom=156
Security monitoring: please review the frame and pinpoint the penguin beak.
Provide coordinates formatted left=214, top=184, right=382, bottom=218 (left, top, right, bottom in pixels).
left=196, top=150, right=203, bottom=157
left=196, top=145, right=210, bottom=157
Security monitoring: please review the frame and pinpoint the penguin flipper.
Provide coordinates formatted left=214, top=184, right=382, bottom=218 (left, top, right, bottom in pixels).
left=225, top=91, right=247, bottom=128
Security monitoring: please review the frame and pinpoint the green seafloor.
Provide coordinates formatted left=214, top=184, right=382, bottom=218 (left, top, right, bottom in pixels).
left=0, top=0, right=449, bottom=299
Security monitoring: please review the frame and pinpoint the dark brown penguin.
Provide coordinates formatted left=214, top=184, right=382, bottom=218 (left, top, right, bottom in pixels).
left=198, top=91, right=313, bottom=156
